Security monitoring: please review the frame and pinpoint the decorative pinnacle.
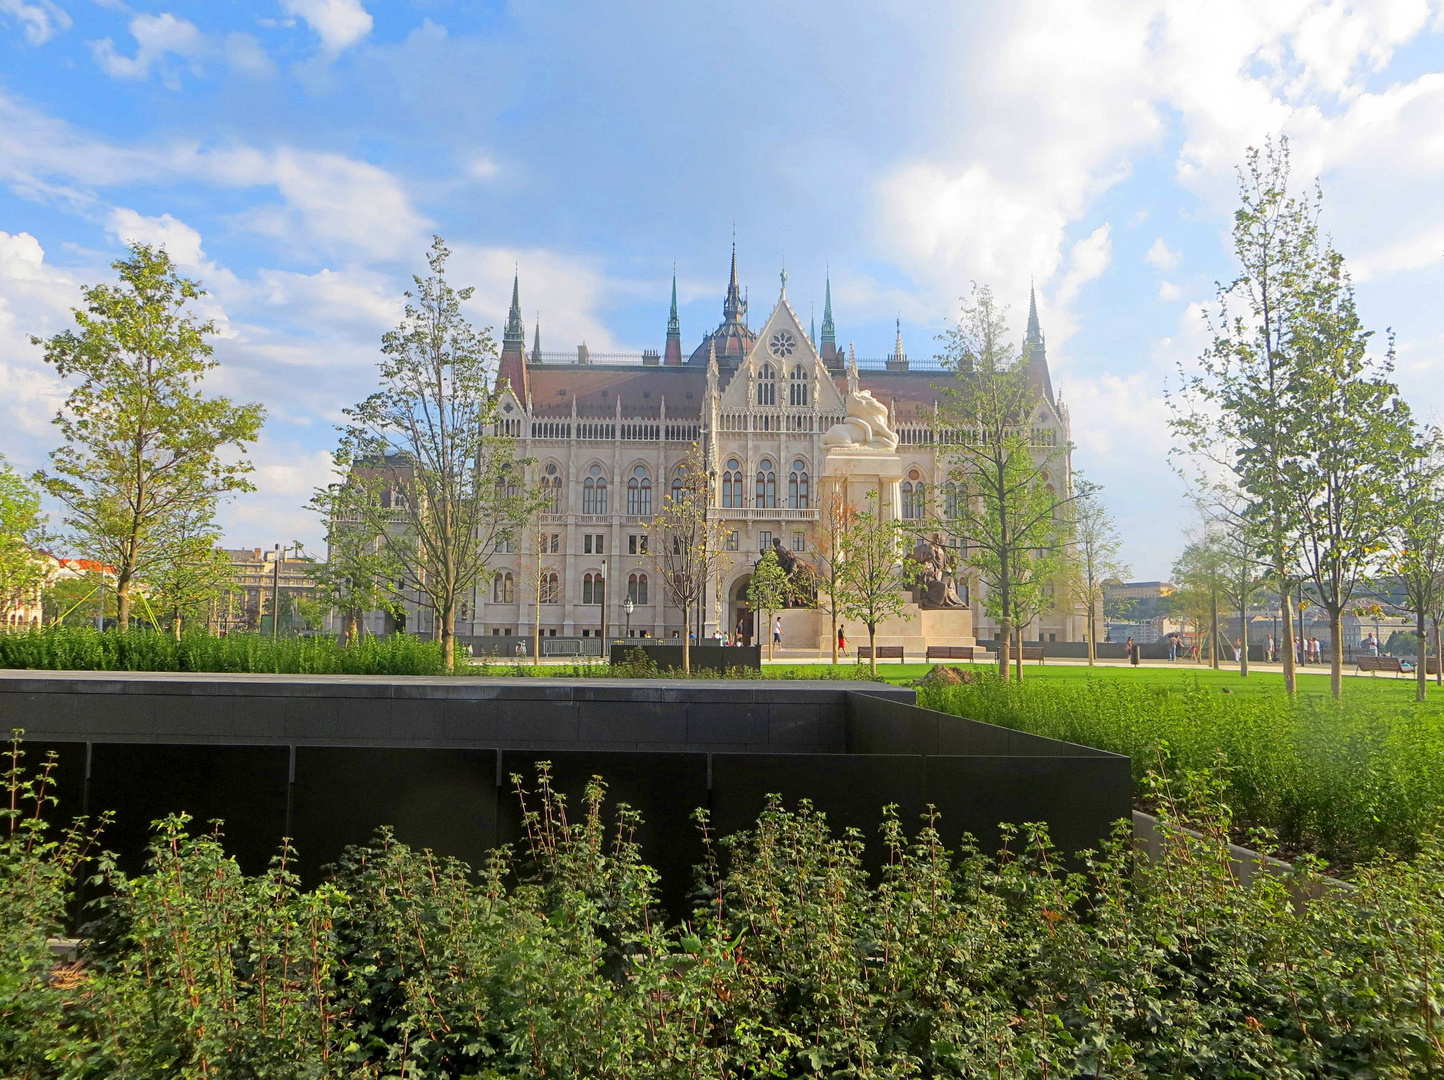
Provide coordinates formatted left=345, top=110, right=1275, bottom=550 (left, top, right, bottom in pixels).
left=503, top=270, right=525, bottom=349
left=667, top=267, right=680, bottom=337
left=1025, top=281, right=1042, bottom=345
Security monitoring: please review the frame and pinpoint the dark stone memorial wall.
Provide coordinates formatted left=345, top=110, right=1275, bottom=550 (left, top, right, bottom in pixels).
left=3, top=672, right=1129, bottom=915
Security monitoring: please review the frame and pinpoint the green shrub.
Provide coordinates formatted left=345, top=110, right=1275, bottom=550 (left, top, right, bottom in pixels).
left=0, top=627, right=450, bottom=675
left=918, top=671, right=1444, bottom=868
left=4, top=740, right=1444, bottom=1078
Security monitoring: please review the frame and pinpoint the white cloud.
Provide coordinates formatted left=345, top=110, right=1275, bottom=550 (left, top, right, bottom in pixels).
left=449, top=243, right=625, bottom=353
left=91, top=13, right=204, bottom=80
left=1145, top=236, right=1180, bottom=271
left=280, top=0, right=372, bottom=57
left=90, top=13, right=273, bottom=84
left=467, top=153, right=500, bottom=181
left=1158, top=280, right=1182, bottom=301
left=1057, top=224, right=1112, bottom=307
left=107, top=208, right=211, bottom=272
left=0, top=0, right=69, bottom=44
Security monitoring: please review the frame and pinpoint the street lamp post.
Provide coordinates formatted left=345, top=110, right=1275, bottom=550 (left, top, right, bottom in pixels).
left=625, top=595, right=634, bottom=639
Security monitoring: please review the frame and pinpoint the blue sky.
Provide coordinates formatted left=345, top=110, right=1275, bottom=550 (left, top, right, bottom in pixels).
left=2, top=0, right=1443, bottom=577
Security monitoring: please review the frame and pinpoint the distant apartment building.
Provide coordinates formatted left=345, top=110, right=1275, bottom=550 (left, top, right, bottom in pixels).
left=219, top=547, right=321, bottom=634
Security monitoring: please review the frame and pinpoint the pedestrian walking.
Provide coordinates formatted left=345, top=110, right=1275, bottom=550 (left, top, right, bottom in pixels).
left=1167, top=633, right=1178, bottom=662
left=837, top=625, right=847, bottom=656
left=1266, top=634, right=1275, bottom=663
left=1127, top=636, right=1138, bottom=666
left=773, top=616, right=782, bottom=647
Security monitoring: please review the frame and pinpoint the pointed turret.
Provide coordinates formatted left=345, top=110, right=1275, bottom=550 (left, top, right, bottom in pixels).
left=530, top=316, right=541, bottom=365
left=810, top=302, right=816, bottom=348
left=664, top=268, right=682, bottom=365
left=497, top=270, right=529, bottom=401
left=504, top=271, right=525, bottom=351
left=1022, top=283, right=1055, bottom=405
left=1025, top=282, right=1042, bottom=346
left=820, top=269, right=838, bottom=366
left=886, top=316, right=908, bottom=372
left=846, top=342, right=859, bottom=395
left=724, top=241, right=743, bottom=323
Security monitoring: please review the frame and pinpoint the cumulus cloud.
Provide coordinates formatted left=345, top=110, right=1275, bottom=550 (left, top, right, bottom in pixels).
left=90, top=13, right=272, bottom=84
left=107, top=208, right=212, bottom=272
left=1145, top=237, right=1180, bottom=271
left=0, top=0, right=70, bottom=44
left=280, top=0, right=372, bottom=56
left=875, top=0, right=1444, bottom=352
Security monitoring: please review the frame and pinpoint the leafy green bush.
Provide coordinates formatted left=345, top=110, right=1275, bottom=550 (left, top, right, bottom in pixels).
left=4, top=743, right=1444, bottom=1078
left=0, top=627, right=451, bottom=675
left=918, top=671, right=1444, bottom=868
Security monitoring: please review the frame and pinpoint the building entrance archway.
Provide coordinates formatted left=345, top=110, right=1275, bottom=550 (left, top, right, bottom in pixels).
left=730, top=576, right=753, bottom=646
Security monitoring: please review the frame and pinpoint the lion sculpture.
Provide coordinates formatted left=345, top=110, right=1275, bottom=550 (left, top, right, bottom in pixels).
left=821, top=388, right=898, bottom=453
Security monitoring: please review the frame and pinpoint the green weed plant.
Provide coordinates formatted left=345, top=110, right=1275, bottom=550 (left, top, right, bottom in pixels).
left=3, top=738, right=1444, bottom=1077
left=919, top=671, right=1444, bottom=869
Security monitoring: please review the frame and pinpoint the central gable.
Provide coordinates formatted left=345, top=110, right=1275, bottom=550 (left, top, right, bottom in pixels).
left=719, top=291, right=846, bottom=411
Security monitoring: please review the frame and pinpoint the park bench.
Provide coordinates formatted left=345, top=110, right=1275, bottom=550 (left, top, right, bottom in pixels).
left=858, top=645, right=906, bottom=663
left=1356, top=656, right=1404, bottom=676
left=926, top=645, right=975, bottom=662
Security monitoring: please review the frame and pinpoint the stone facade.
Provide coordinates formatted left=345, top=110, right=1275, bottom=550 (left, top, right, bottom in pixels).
left=396, top=252, right=1079, bottom=650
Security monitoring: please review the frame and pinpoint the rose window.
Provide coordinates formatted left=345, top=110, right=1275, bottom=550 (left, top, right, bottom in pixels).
left=768, top=330, right=796, bottom=358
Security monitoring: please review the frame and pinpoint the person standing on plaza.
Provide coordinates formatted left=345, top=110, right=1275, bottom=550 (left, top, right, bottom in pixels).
left=1127, top=636, right=1138, bottom=666
left=773, top=616, right=783, bottom=649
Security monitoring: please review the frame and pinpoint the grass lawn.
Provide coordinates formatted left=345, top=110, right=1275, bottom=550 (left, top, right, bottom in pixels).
left=770, top=658, right=1444, bottom=703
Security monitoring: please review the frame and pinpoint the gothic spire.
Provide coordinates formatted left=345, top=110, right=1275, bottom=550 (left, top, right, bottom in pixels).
left=503, top=270, right=525, bottom=351
left=1025, top=281, right=1042, bottom=345
left=723, top=240, right=742, bottom=322
left=821, top=269, right=835, bottom=346
left=530, top=315, right=541, bottom=364
left=665, top=266, right=683, bottom=365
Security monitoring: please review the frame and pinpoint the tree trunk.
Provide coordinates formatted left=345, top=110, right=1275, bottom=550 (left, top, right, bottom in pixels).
left=830, top=606, right=838, bottom=665
left=441, top=603, right=455, bottom=673
left=1280, top=586, right=1297, bottom=694
left=767, top=608, right=773, bottom=662
left=1014, top=625, right=1023, bottom=683
left=1329, top=609, right=1343, bottom=700
left=116, top=577, right=133, bottom=632
left=534, top=574, right=542, bottom=667
left=172, top=613, right=182, bottom=640
left=1239, top=598, right=1249, bottom=677
left=682, top=601, right=691, bottom=674
left=1210, top=586, right=1220, bottom=670
left=1086, top=596, right=1096, bottom=666
left=1435, top=618, right=1442, bottom=687
left=1417, top=608, right=1428, bottom=703
left=867, top=621, right=877, bottom=676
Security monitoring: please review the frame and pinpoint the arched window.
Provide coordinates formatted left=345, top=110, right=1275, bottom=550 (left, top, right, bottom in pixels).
left=788, top=459, right=809, bottom=509
left=944, top=481, right=963, bottom=519
left=755, top=458, right=776, bottom=508
left=627, top=572, right=649, bottom=606
left=723, top=458, right=742, bottom=508
left=901, top=469, right=926, bottom=520
left=789, top=364, right=809, bottom=406
left=627, top=466, right=651, bottom=516
left=542, top=463, right=562, bottom=512
left=757, top=364, right=776, bottom=406
left=492, top=571, right=514, bottom=604
left=583, top=572, right=603, bottom=605
left=671, top=474, right=684, bottom=504
left=541, top=572, right=559, bottom=604
left=582, top=464, right=607, bottom=515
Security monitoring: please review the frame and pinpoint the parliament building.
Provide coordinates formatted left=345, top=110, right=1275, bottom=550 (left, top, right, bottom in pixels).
left=400, top=248, right=1078, bottom=653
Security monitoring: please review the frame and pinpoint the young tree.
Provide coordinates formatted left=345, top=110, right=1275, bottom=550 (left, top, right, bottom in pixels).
left=646, top=442, right=722, bottom=673
left=0, top=457, right=47, bottom=626
left=1282, top=242, right=1416, bottom=699
left=748, top=550, right=790, bottom=663
left=1204, top=497, right=1265, bottom=676
left=1061, top=483, right=1127, bottom=666
left=1170, top=139, right=1319, bottom=695
left=838, top=495, right=917, bottom=676
left=935, top=284, right=1072, bottom=681
left=1385, top=436, right=1444, bottom=701
left=337, top=237, right=537, bottom=671
left=810, top=488, right=855, bottom=664
left=31, top=244, right=265, bottom=630
left=1174, top=528, right=1230, bottom=669
left=525, top=519, right=561, bottom=667
left=308, top=481, right=403, bottom=644
left=142, top=504, right=234, bottom=637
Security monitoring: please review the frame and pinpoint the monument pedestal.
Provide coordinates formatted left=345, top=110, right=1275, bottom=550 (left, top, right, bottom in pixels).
left=821, top=450, right=903, bottom=518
